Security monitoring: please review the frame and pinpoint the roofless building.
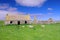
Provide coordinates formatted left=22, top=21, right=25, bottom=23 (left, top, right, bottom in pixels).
left=5, top=14, right=31, bottom=25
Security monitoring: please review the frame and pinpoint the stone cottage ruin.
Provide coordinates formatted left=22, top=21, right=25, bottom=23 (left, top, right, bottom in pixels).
left=5, top=14, right=31, bottom=25
left=5, top=14, right=54, bottom=25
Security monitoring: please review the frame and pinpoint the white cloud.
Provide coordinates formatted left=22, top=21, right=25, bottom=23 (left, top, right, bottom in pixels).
left=48, top=8, right=53, bottom=10
left=15, top=0, right=47, bottom=7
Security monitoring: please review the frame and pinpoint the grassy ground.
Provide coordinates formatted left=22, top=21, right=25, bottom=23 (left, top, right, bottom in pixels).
left=0, top=21, right=60, bottom=40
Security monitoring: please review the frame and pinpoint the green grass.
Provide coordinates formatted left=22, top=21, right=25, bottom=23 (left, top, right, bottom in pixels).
left=0, top=21, right=60, bottom=40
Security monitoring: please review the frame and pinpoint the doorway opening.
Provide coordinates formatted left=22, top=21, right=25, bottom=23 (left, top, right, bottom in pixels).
left=10, top=21, right=13, bottom=24
left=18, top=21, right=20, bottom=25
left=25, top=21, right=27, bottom=24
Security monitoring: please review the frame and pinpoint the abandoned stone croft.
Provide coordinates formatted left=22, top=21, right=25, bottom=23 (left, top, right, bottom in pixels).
left=5, top=14, right=54, bottom=25
left=5, top=14, right=31, bottom=25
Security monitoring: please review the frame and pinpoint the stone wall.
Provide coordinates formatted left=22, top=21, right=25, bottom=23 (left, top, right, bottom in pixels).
left=5, top=20, right=31, bottom=25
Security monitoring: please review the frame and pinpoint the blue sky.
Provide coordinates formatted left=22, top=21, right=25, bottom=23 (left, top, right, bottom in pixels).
left=0, top=0, right=60, bottom=20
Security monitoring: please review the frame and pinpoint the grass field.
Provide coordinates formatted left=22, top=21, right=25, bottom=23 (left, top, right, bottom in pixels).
left=0, top=21, right=60, bottom=40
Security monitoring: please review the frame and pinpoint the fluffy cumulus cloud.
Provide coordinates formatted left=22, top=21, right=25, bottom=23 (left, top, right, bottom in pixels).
left=15, top=0, right=47, bottom=7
